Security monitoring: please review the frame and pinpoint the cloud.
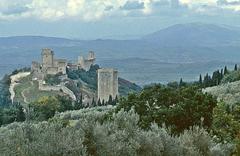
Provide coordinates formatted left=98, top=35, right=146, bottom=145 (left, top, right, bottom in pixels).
left=121, top=1, right=145, bottom=10
left=1, top=6, right=30, bottom=15
left=0, top=0, right=239, bottom=21
left=218, top=0, right=240, bottom=5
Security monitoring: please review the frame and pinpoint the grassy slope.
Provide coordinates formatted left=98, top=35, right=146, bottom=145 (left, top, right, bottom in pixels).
left=14, top=75, right=63, bottom=105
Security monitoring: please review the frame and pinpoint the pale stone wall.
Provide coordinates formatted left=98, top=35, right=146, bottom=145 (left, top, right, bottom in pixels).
left=77, top=51, right=95, bottom=71
left=55, top=59, right=67, bottom=74
left=98, top=68, right=118, bottom=102
left=39, top=81, right=76, bottom=101
left=46, top=67, right=59, bottom=75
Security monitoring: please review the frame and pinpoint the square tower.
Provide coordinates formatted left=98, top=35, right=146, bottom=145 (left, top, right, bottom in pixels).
left=98, top=68, right=118, bottom=102
left=42, top=48, right=54, bottom=68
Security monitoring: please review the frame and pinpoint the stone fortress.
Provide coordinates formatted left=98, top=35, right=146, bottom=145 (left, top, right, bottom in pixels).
left=32, top=48, right=67, bottom=80
left=31, top=48, right=118, bottom=103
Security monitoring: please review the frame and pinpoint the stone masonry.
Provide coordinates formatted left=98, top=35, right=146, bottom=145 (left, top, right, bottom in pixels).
left=32, top=48, right=67, bottom=80
left=98, top=68, right=118, bottom=102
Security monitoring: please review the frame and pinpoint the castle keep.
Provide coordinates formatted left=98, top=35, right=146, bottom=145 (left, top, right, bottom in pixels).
left=32, top=48, right=67, bottom=79
left=98, top=68, right=118, bottom=102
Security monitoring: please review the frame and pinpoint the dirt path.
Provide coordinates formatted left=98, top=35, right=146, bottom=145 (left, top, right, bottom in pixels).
left=21, top=81, right=34, bottom=104
left=10, top=72, right=31, bottom=103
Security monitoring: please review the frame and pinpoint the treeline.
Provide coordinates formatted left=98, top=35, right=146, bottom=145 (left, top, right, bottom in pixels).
left=173, top=64, right=239, bottom=89
left=198, top=64, right=239, bottom=88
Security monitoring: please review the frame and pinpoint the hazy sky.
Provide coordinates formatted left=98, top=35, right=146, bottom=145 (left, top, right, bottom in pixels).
left=0, top=0, right=240, bottom=39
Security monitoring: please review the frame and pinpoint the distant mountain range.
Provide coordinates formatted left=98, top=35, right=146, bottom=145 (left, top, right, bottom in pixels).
left=142, top=23, right=240, bottom=46
left=0, top=23, right=240, bottom=84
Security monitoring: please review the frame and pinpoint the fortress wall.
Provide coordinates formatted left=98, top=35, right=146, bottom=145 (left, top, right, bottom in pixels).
left=39, top=81, right=76, bottom=101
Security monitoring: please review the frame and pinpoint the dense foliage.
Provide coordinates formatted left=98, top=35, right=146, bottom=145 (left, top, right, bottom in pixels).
left=0, top=75, right=11, bottom=107
left=67, top=65, right=99, bottom=90
left=44, top=73, right=61, bottom=85
left=0, top=103, right=25, bottom=126
left=117, top=84, right=217, bottom=133
left=0, top=107, right=233, bottom=156
left=29, top=96, right=74, bottom=121
left=211, top=102, right=240, bottom=143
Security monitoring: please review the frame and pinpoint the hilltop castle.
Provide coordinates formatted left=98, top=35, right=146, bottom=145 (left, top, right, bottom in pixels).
left=31, top=48, right=118, bottom=103
left=32, top=48, right=67, bottom=80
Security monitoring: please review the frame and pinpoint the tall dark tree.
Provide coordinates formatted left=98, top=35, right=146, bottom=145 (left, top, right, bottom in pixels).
left=234, top=64, right=238, bottom=71
left=91, top=97, right=96, bottom=107
left=102, top=100, right=105, bottom=106
left=97, top=99, right=102, bottom=106
left=115, top=96, right=119, bottom=104
left=199, top=74, right=203, bottom=85
left=179, top=78, right=183, bottom=87
left=224, top=66, right=228, bottom=75
left=108, top=95, right=113, bottom=105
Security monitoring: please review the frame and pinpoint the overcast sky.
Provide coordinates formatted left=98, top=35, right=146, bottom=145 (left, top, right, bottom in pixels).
left=0, top=0, right=240, bottom=39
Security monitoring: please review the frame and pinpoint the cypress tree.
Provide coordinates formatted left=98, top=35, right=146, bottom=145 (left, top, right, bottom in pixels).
left=220, top=69, right=224, bottom=79
left=108, top=95, right=113, bottom=105
left=234, top=64, right=238, bottom=71
left=179, top=78, right=183, bottom=87
left=91, top=97, right=96, bottom=107
left=112, top=96, right=118, bottom=106
left=224, top=66, right=228, bottom=75
left=97, top=99, right=101, bottom=106
left=199, top=74, right=203, bottom=85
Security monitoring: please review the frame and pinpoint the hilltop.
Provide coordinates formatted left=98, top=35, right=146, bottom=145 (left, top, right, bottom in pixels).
left=8, top=65, right=141, bottom=105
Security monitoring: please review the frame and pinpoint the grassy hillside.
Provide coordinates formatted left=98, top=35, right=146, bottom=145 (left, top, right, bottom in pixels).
left=14, top=74, right=65, bottom=105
